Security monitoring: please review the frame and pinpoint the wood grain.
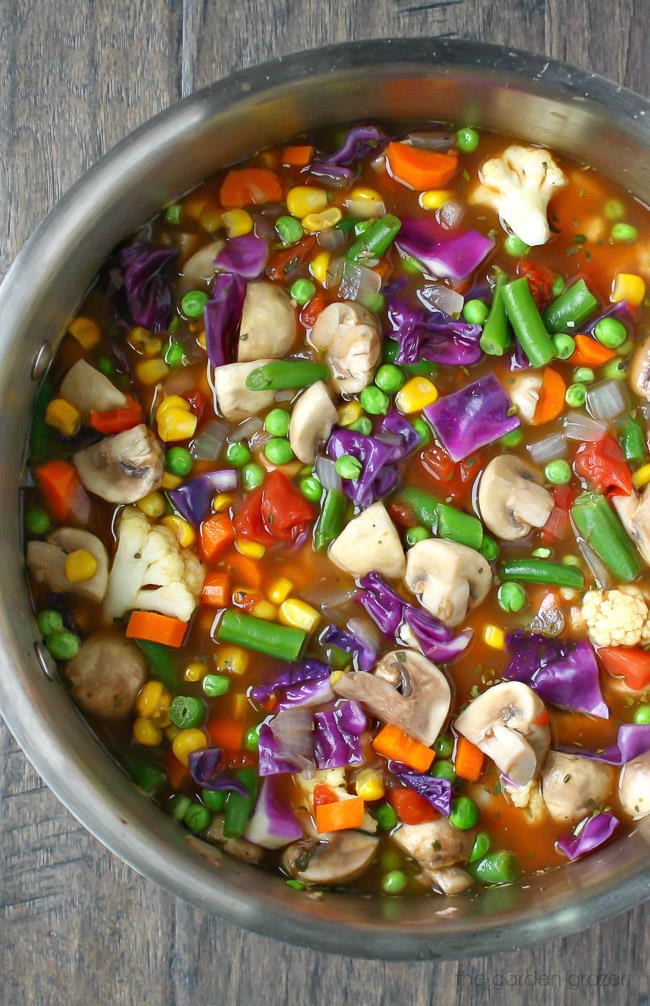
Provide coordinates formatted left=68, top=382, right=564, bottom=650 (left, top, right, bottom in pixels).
left=1, top=2, right=649, bottom=1003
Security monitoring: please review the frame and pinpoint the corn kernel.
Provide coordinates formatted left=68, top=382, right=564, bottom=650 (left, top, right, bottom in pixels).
left=166, top=724, right=180, bottom=741
left=163, top=514, right=196, bottom=548
left=350, top=186, right=382, bottom=203
left=278, top=598, right=320, bottom=632
left=235, top=538, right=266, bottom=559
left=396, top=376, right=439, bottom=414
left=483, top=624, right=506, bottom=650
left=162, top=472, right=183, bottom=490
left=308, top=251, right=331, bottom=285
left=156, top=395, right=190, bottom=418
left=198, top=331, right=207, bottom=349
left=136, top=358, right=170, bottom=386
left=337, top=401, right=363, bottom=427
left=231, top=692, right=248, bottom=719
left=45, top=398, right=81, bottom=437
left=64, top=548, right=98, bottom=583
left=215, top=645, right=249, bottom=676
left=252, top=600, right=278, bottom=620
left=68, top=316, right=101, bottom=350
left=329, top=670, right=343, bottom=686
left=184, top=660, right=208, bottom=683
left=128, top=326, right=162, bottom=358
left=133, top=717, right=163, bottom=746
left=303, top=208, right=342, bottom=233
left=420, top=189, right=453, bottom=210
left=172, top=728, right=208, bottom=766
left=157, top=406, right=198, bottom=442
left=137, top=491, right=166, bottom=518
left=268, top=576, right=293, bottom=604
left=611, top=272, right=646, bottom=308
left=355, top=768, right=385, bottom=802
left=151, top=691, right=172, bottom=728
left=136, top=680, right=164, bottom=718
left=212, top=493, right=232, bottom=513
left=633, top=463, right=650, bottom=489
left=286, top=185, right=328, bottom=219
left=221, top=208, right=253, bottom=238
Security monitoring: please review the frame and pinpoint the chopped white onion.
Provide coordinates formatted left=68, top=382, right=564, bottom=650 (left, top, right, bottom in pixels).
left=338, top=260, right=381, bottom=305
left=269, top=707, right=314, bottom=770
left=586, top=379, right=629, bottom=420
left=162, top=369, right=196, bottom=397
left=274, top=389, right=295, bottom=403
left=578, top=541, right=612, bottom=590
left=317, top=227, right=347, bottom=252
left=406, top=131, right=454, bottom=151
left=347, top=615, right=381, bottom=655
left=344, top=197, right=386, bottom=219
left=527, top=432, right=568, bottom=464
left=563, top=411, right=607, bottom=442
left=189, top=419, right=228, bottom=461
left=315, top=454, right=342, bottom=491
left=230, top=416, right=263, bottom=442
left=249, top=430, right=272, bottom=451
left=325, top=255, right=345, bottom=290
left=436, top=200, right=464, bottom=230
left=301, top=579, right=357, bottom=610
left=417, top=283, right=464, bottom=317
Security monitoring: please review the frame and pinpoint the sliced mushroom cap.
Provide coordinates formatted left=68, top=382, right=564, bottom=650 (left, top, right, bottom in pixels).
left=310, top=300, right=381, bottom=394
left=613, top=488, right=650, bottom=565
left=454, top=681, right=550, bottom=786
left=478, top=455, right=554, bottom=541
left=177, top=239, right=225, bottom=293
left=629, top=334, right=650, bottom=400
left=506, top=372, right=542, bottom=424
left=333, top=648, right=451, bottom=746
left=428, top=866, right=474, bottom=895
left=282, top=831, right=379, bottom=885
left=328, top=501, right=405, bottom=580
left=26, top=528, right=109, bottom=603
left=619, top=751, right=650, bottom=818
left=59, top=359, right=127, bottom=422
left=404, top=538, right=491, bottom=627
left=238, top=281, right=296, bottom=362
left=540, top=751, right=614, bottom=823
left=205, top=815, right=265, bottom=863
left=288, top=381, right=337, bottom=464
left=73, top=424, right=164, bottom=503
left=212, top=359, right=276, bottom=422
left=64, top=631, right=146, bottom=719
left=392, top=819, right=474, bottom=877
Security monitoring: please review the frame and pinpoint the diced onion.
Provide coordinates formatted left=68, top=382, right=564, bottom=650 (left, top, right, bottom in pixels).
left=405, top=131, right=454, bottom=151
left=249, top=430, right=272, bottom=451
left=585, top=380, right=629, bottom=421
left=527, top=432, right=568, bottom=464
left=317, top=228, right=347, bottom=252
left=436, top=200, right=464, bottom=230
left=230, top=416, right=263, bottom=442
left=346, top=615, right=381, bottom=655
left=274, top=389, right=296, bottom=403
left=338, top=261, right=381, bottom=305
left=315, top=454, right=342, bottom=491
left=325, top=255, right=345, bottom=290
left=302, top=579, right=357, bottom=609
left=417, top=283, right=464, bottom=317
left=268, top=707, right=314, bottom=770
left=563, top=411, right=607, bottom=442
left=578, top=541, right=612, bottom=590
left=189, top=419, right=228, bottom=460
left=344, top=198, right=386, bottom=219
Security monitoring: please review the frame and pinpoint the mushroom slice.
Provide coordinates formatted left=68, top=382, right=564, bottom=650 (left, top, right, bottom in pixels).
left=59, top=359, right=127, bottom=422
left=238, top=281, right=296, bottom=362
left=282, top=831, right=378, bottom=885
left=454, top=681, right=550, bottom=786
left=178, top=239, right=225, bottom=293
left=540, top=751, right=614, bottom=824
left=333, top=649, right=451, bottom=746
left=26, top=528, right=109, bottom=603
left=404, top=538, right=491, bottom=627
left=73, top=424, right=164, bottom=503
left=612, top=488, right=650, bottom=565
left=310, top=300, right=381, bottom=394
left=478, top=455, right=553, bottom=541
left=205, top=815, right=265, bottom=863
left=629, top=334, right=650, bottom=400
left=328, top=502, right=405, bottom=580
left=289, top=381, right=337, bottom=464
left=429, top=866, right=474, bottom=896
left=212, top=359, right=276, bottom=422
left=392, top=819, right=474, bottom=880
left=65, top=631, right=146, bottom=719
left=619, top=751, right=650, bottom=819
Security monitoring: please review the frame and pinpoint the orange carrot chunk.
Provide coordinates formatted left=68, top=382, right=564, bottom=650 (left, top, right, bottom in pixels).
left=219, top=168, right=282, bottom=208
left=531, top=367, right=566, bottom=426
left=35, top=459, right=89, bottom=523
left=315, top=796, right=364, bottom=834
left=199, top=512, right=235, bottom=562
left=372, top=723, right=435, bottom=773
left=281, top=145, right=314, bottom=168
left=201, top=570, right=231, bottom=608
left=207, top=715, right=245, bottom=751
left=568, top=333, right=617, bottom=368
left=386, top=141, right=459, bottom=190
left=126, top=610, right=188, bottom=648
left=454, top=737, right=485, bottom=782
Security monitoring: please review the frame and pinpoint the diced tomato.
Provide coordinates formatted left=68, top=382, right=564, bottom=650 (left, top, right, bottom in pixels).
left=574, top=436, right=633, bottom=496
left=233, top=488, right=275, bottom=545
left=541, top=506, right=569, bottom=543
left=388, top=787, right=438, bottom=825
left=183, top=390, right=206, bottom=424
left=300, top=291, right=327, bottom=328
left=516, top=260, right=555, bottom=309
left=313, top=783, right=338, bottom=808
left=90, top=393, right=142, bottom=434
left=387, top=500, right=418, bottom=528
left=267, top=236, right=317, bottom=282
left=552, top=484, right=579, bottom=511
left=260, top=471, right=315, bottom=542
left=598, top=647, right=650, bottom=691
left=421, top=446, right=480, bottom=505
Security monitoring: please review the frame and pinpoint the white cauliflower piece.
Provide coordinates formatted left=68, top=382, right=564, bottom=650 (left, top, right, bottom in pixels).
left=104, top=507, right=204, bottom=623
left=506, top=372, right=542, bottom=424
left=471, top=145, right=567, bottom=247
left=580, top=586, right=650, bottom=647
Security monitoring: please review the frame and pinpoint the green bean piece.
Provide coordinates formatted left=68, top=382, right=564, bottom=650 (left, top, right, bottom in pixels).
left=124, top=755, right=167, bottom=793
left=570, top=491, right=641, bottom=582
left=499, top=558, right=584, bottom=590
left=436, top=503, right=483, bottom=551
left=469, top=850, right=520, bottom=885
left=468, top=831, right=491, bottom=863
left=398, top=486, right=439, bottom=529
left=246, top=360, right=329, bottom=391
left=314, top=488, right=346, bottom=552
left=502, top=277, right=555, bottom=368
left=617, top=414, right=648, bottom=463
left=480, top=534, right=500, bottom=562
left=135, top=639, right=181, bottom=694
left=480, top=269, right=512, bottom=357
left=217, top=610, right=307, bottom=660
left=542, top=278, right=598, bottom=333
left=346, top=214, right=402, bottom=264
left=223, top=767, right=259, bottom=839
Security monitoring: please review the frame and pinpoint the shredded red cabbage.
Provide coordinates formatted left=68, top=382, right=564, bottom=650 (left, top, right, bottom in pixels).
left=327, top=429, right=401, bottom=507
left=424, top=374, right=520, bottom=462
left=377, top=407, right=422, bottom=454
left=557, top=723, right=650, bottom=765
left=504, top=631, right=609, bottom=718
left=320, top=624, right=378, bottom=671
left=109, top=241, right=178, bottom=332
left=188, top=748, right=250, bottom=796
left=244, top=776, right=302, bottom=850
left=555, top=812, right=619, bottom=860
left=204, top=272, right=247, bottom=368
left=395, top=217, right=494, bottom=281
left=388, top=762, right=453, bottom=817
left=258, top=707, right=314, bottom=776
left=214, top=234, right=268, bottom=279
left=386, top=295, right=482, bottom=367
left=250, top=660, right=331, bottom=706
left=168, top=469, right=239, bottom=526
left=310, top=125, right=388, bottom=183
left=313, top=701, right=366, bottom=770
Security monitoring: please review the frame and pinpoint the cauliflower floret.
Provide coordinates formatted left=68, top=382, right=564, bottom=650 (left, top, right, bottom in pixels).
left=470, top=145, right=567, bottom=247
left=579, top=586, right=650, bottom=647
left=103, top=507, right=204, bottom=623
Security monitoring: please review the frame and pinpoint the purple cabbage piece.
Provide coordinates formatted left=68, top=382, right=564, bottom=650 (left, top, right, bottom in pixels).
left=258, top=707, right=314, bottom=777
left=244, top=776, right=302, bottom=850
left=386, top=295, right=482, bottom=367
left=557, top=723, right=650, bottom=766
left=320, top=624, right=377, bottom=672
left=310, top=125, right=388, bottom=183
left=403, top=606, right=474, bottom=663
left=204, top=273, right=246, bottom=368
left=110, top=241, right=178, bottom=332
left=250, top=660, right=332, bottom=708
left=313, top=702, right=365, bottom=770
left=507, top=339, right=532, bottom=371
left=188, top=748, right=249, bottom=796
left=395, top=217, right=494, bottom=281
left=555, top=812, right=619, bottom=861
left=389, top=762, right=453, bottom=817
left=377, top=407, right=422, bottom=454
left=424, top=374, right=520, bottom=462
left=336, top=699, right=367, bottom=735
left=214, top=234, right=268, bottom=279
left=327, top=429, right=402, bottom=507
left=168, top=469, right=239, bottom=526
left=504, top=632, right=609, bottom=718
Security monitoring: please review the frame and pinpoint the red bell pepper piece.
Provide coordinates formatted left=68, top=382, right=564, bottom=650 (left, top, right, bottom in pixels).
left=598, top=647, right=650, bottom=691
left=90, top=393, right=142, bottom=434
left=574, top=436, right=633, bottom=496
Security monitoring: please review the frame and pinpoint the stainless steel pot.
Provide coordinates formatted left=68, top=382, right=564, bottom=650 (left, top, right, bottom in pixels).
left=1, top=38, right=649, bottom=960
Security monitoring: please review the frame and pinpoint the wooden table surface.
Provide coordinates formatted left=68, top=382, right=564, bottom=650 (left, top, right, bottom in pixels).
left=2, top=2, right=649, bottom=1003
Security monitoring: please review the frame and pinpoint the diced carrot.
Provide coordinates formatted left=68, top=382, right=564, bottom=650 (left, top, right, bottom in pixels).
left=35, top=459, right=89, bottom=523
left=219, top=168, right=282, bottom=208
left=372, top=723, right=435, bottom=773
left=201, top=570, right=230, bottom=608
left=207, top=714, right=245, bottom=751
left=220, top=549, right=263, bottom=589
left=386, top=141, right=459, bottom=190
left=531, top=367, right=566, bottom=426
left=282, top=144, right=314, bottom=168
left=199, top=512, right=235, bottom=562
left=315, top=796, right=364, bottom=833
left=454, top=737, right=485, bottom=782
left=388, top=787, right=438, bottom=825
left=126, top=611, right=188, bottom=648
left=165, top=750, right=191, bottom=789
left=568, top=333, right=617, bottom=367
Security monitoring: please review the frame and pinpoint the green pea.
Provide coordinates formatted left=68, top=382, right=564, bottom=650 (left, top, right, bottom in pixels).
left=545, top=459, right=572, bottom=485
left=456, top=127, right=479, bottom=152
left=170, top=695, right=206, bottom=729
left=264, top=438, right=295, bottom=465
left=412, top=417, right=431, bottom=446
left=201, top=789, right=226, bottom=812
left=405, top=526, right=429, bottom=547
left=434, top=734, right=454, bottom=758
left=450, top=796, right=479, bottom=830
left=602, top=358, right=627, bottom=381
left=165, top=446, right=193, bottom=477
left=375, top=364, right=405, bottom=394
left=335, top=454, right=363, bottom=481
left=633, top=703, right=650, bottom=725
left=168, top=793, right=192, bottom=820
left=46, top=630, right=80, bottom=661
left=430, top=759, right=456, bottom=781
left=25, top=507, right=51, bottom=535
left=360, top=386, right=390, bottom=415
left=37, top=609, right=63, bottom=636
left=275, top=215, right=304, bottom=245
left=264, top=408, right=290, bottom=437
left=480, top=535, right=500, bottom=562
left=164, top=338, right=184, bottom=368
left=181, top=290, right=209, bottom=318
left=470, top=850, right=519, bottom=885
left=348, top=417, right=373, bottom=436
left=552, top=333, right=576, bottom=360
left=562, top=554, right=581, bottom=567
left=98, top=356, right=116, bottom=376
left=532, top=546, right=552, bottom=558
left=382, top=340, right=399, bottom=364
left=164, top=204, right=183, bottom=224
left=504, top=234, right=530, bottom=256
left=202, top=674, right=230, bottom=698
left=468, top=831, right=491, bottom=863
left=226, top=441, right=252, bottom=467
left=373, top=803, right=398, bottom=831
left=382, top=869, right=408, bottom=894
left=463, top=299, right=489, bottom=325
left=500, top=428, right=523, bottom=448
left=603, top=198, right=625, bottom=221
left=242, top=463, right=264, bottom=491
left=299, top=476, right=322, bottom=502
left=290, top=278, right=316, bottom=305
left=617, top=337, right=634, bottom=357
left=497, top=582, right=526, bottom=613
left=594, top=317, right=627, bottom=349
left=244, top=725, right=261, bottom=752
left=574, top=367, right=594, bottom=383
left=183, top=802, right=211, bottom=832
left=611, top=222, right=638, bottom=243
left=565, top=383, right=587, bottom=408
left=552, top=275, right=566, bottom=298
